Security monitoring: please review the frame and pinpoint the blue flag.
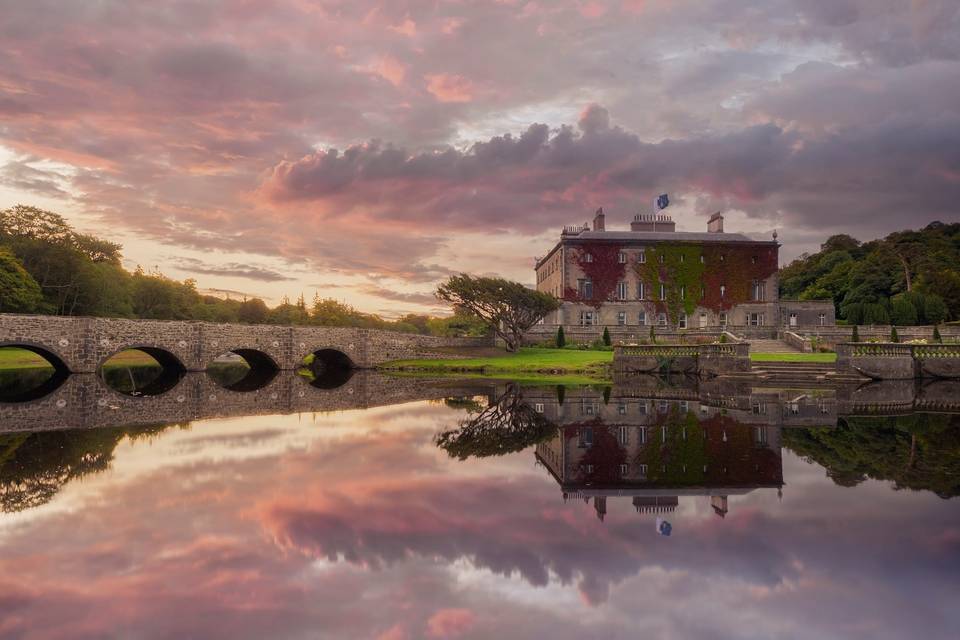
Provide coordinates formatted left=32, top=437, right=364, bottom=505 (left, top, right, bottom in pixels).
left=656, top=194, right=669, bottom=210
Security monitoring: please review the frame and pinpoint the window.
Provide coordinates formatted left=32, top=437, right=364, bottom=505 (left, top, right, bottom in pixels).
left=680, top=401, right=688, bottom=413
left=580, top=310, right=595, bottom=326
left=578, top=279, right=593, bottom=299
left=638, top=427, right=647, bottom=443
left=720, top=254, right=725, bottom=262
left=752, top=280, right=765, bottom=301
left=679, top=254, right=685, bottom=263
left=638, top=251, right=646, bottom=264
left=659, top=283, right=666, bottom=300
left=700, top=255, right=705, bottom=263
left=638, top=311, right=647, bottom=326
left=719, top=312, right=728, bottom=326
left=638, top=464, right=648, bottom=477
left=618, top=426, right=629, bottom=445
left=754, top=426, right=767, bottom=445
left=638, top=403, right=647, bottom=416
left=584, top=253, right=593, bottom=263
left=819, top=313, right=826, bottom=326
left=618, top=403, right=627, bottom=415
left=678, top=313, right=687, bottom=329
left=658, top=313, right=667, bottom=326
left=680, top=285, right=686, bottom=300
left=579, top=426, right=594, bottom=447
left=616, top=281, right=627, bottom=300
left=618, top=252, right=626, bottom=263
left=658, top=254, right=665, bottom=264
left=617, top=311, right=626, bottom=326
left=701, top=286, right=705, bottom=299
left=535, top=403, right=544, bottom=413
left=720, top=284, right=726, bottom=298
left=620, top=464, right=629, bottom=476
left=749, top=313, right=764, bottom=326
left=637, top=281, right=645, bottom=300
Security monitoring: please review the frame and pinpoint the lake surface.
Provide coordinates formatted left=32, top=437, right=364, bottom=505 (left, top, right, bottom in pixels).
left=1, top=372, right=958, bottom=639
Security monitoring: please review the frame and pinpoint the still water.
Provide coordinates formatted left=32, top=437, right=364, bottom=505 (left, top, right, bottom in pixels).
left=1, top=371, right=958, bottom=639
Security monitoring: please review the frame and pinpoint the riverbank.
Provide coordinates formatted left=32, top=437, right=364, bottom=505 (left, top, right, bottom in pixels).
left=380, top=347, right=614, bottom=382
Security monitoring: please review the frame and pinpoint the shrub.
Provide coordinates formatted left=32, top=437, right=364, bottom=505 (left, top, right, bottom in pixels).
left=649, top=325, right=656, bottom=343
left=556, top=326, right=565, bottom=348
left=890, top=326, right=899, bottom=343
left=602, top=326, right=611, bottom=346
left=890, top=297, right=918, bottom=326
left=851, top=325, right=860, bottom=342
left=933, top=325, right=942, bottom=343
left=590, top=338, right=606, bottom=350
left=719, top=333, right=728, bottom=344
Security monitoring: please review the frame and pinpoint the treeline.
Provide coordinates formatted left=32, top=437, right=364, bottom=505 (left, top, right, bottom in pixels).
left=779, top=221, right=960, bottom=324
left=0, top=205, right=486, bottom=336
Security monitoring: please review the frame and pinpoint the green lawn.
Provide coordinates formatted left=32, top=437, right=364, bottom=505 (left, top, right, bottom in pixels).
left=0, top=347, right=158, bottom=370
left=382, top=347, right=614, bottom=381
left=750, top=352, right=837, bottom=363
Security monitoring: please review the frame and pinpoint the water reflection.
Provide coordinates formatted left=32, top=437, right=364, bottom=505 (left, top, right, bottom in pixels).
left=0, top=372, right=958, bottom=639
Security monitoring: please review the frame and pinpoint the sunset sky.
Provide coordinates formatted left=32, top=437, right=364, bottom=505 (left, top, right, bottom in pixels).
left=1, top=1, right=958, bottom=316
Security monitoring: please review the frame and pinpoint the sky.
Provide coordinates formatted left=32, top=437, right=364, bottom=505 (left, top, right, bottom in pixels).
left=1, top=0, right=959, bottom=316
left=1, top=397, right=958, bottom=639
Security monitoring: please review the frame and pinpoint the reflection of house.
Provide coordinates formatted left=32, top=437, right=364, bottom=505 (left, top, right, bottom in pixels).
left=532, top=387, right=784, bottom=521
left=532, top=208, right=834, bottom=337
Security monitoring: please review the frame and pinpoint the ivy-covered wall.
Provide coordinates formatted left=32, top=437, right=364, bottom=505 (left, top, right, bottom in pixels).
left=557, top=240, right=779, bottom=324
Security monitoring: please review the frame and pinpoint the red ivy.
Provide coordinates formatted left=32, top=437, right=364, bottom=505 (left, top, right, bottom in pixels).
left=562, top=243, right=625, bottom=309
left=701, top=245, right=778, bottom=311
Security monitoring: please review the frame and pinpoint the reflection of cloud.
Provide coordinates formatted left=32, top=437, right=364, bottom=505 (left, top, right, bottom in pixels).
left=0, top=394, right=959, bottom=638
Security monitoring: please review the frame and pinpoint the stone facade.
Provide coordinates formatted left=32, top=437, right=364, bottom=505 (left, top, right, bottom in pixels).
left=532, top=210, right=835, bottom=339
left=0, top=314, right=492, bottom=373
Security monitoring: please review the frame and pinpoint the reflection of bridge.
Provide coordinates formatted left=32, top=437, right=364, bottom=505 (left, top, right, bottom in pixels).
left=0, top=314, right=491, bottom=373
left=0, top=372, right=492, bottom=433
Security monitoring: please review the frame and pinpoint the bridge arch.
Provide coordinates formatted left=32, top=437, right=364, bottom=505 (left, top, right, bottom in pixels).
left=98, top=345, right=187, bottom=397
left=304, top=348, right=355, bottom=389
left=207, top=347, right=280, bottom=392
left=0, top=342, right=72, bottom=402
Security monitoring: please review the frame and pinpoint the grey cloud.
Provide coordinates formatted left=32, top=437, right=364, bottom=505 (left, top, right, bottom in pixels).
left=169, top=257, right=295, bottom=282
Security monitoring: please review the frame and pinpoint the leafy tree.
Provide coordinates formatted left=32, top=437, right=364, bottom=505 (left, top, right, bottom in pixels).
left=890, top=326, right=899, bottom=343
left=436, top=274, right=560, bottom=352
left=434, top=385, right=558, bottom=459
left=933, top=325, right=942, bottom=343
left=237, top=298, right=270, bottom=324
left=556, top=326, right=565, bottom=348
left=0, top=248, right=44, bottom=313
left=602, top=326, right=611, bottom=346
left=890, top=296, right=918, bottom=326
left=851, top=325, right=860, bottom=342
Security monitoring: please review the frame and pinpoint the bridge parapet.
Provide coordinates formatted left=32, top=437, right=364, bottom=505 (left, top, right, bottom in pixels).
left=0, top=314, right=493, bottom=373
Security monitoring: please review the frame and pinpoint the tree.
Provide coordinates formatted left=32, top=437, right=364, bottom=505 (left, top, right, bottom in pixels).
left=434, top=385, right=558, bottom=459
left=556, top=326, right=565, bottom=348
left=933, top=325, right=942, bottom=343
left=890, top=326, right=899, bottom=343
left=237, top=298, right=270, bottom=324
left=436, top=274, right=560, bottom=352
left=649, top=325, right=656, bottom=343
left=851, top=325, right=860, bottom=342
left=890, top=297, right=918, bottom=326
left=602, top=327, right=611, bottom=346
left=0, top=248, right=44, bottom=313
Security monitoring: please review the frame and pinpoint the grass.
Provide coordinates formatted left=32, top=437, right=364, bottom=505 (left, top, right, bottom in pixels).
left=750, top=352, right=837, bottom=363
left=381, top=347, right=614, bottom=381
left=0, top=347, right=158, bottom=370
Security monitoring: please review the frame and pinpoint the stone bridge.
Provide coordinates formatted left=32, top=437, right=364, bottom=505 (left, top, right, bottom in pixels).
left=0, top=314, right=492, bottom=373
left=0, top=371, right=494, bottom=433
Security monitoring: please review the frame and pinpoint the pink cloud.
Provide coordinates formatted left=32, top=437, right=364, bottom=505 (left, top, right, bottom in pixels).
left=425, top=74, right=474, bottom=103
left=426, top=608, right=477, bottom=638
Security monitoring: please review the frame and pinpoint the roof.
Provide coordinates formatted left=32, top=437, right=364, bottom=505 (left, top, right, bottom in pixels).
left=569, top=230, right=773, bottom=243
left=535, top=230, right=778, bottom=269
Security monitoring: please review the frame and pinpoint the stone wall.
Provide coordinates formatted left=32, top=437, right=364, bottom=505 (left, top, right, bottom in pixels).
left=612, top=343, right=750, bottom=376
left=0, top=314, right=493, bottom=373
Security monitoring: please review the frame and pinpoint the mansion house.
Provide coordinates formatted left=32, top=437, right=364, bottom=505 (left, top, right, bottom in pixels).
left=534, top=208, right=834, bottom=332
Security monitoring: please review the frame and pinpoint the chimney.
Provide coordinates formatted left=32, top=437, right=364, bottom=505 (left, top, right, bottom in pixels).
left=708, top=212, right=724, bottom=233
left=631, top=213, right=675, bottom=232
left=593, top=207, right=605, bottom=232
